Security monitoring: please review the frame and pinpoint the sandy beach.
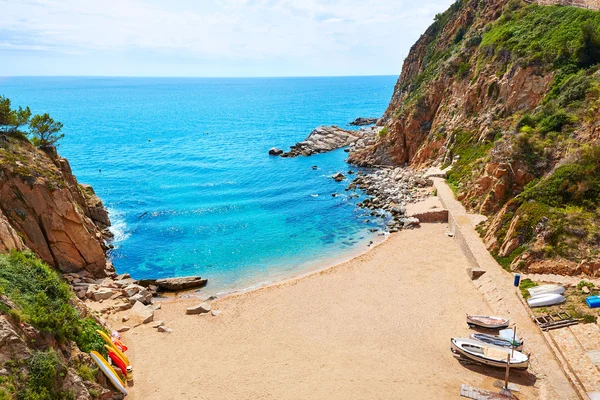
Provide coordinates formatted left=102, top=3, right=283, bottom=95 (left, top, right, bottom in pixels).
left=118, top=223, right=541, bottom=399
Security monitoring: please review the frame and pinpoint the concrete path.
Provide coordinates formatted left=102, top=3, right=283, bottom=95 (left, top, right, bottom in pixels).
left=432, top=177, right=580, bottom=400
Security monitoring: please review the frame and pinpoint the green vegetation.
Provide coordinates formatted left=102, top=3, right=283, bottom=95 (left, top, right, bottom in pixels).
left=0, top=252, right=106, bottom=352
left=445, top=129, right=495, bottom=191
left=519, top=278, right=538, bottom=300
left=490, top=146, right=600, bottom=264
left=0, top=252, right=106, bottom=398
left=29, top=114, right=64, bottom=148
left=578, top=280, right=596, bottom=292
left=481, top=4, right=600, bottom=70
left=378, top=127, right=388, bottom=137
left=398, top=0, right=466, bottom=101
left=0, top=96, right=64, bottom=148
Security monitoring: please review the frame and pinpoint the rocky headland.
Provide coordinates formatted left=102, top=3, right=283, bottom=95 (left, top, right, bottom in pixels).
left=349, top=117, right=378, bottom=126
left=345, top=0, right=600, bottom=278
left=275, top=125, right=380, bottom=158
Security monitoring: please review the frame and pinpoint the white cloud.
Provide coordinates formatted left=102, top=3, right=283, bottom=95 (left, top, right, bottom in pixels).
left=0, top=0, right=456, bottom=76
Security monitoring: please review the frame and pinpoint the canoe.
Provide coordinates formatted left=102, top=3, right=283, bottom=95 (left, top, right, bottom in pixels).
left=90, top=351, right=128, bottom=395
left=527, top=293, right=566, bottom=308
left=108, top=351, right=127, bottom=375
left=98, top=330, right=130, bottom=366
left=466, top=315, right=510, bottom=330
left=470, top=333, right=524, bottom=351
left=528, top=284, right=565, bottom=297
left=451, top=338, right=529, bottom=370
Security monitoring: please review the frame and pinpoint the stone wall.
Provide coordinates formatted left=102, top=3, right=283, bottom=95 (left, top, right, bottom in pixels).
left=529, top=0, right=600, bottom=10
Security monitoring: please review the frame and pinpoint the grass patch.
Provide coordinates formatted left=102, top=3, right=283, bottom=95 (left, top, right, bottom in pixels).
left=445, top=128, right=495, bottom=192
left=519, top=278, right=538, bottom=300
left=0, top=252, right=107, bottom=354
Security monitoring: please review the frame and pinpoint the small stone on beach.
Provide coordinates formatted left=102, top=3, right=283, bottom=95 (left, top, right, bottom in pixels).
left=186, top=302, right=211, bottom=315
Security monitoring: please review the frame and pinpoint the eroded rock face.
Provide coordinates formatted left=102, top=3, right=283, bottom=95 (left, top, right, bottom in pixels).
left=0, top=140, right=111, bottom=277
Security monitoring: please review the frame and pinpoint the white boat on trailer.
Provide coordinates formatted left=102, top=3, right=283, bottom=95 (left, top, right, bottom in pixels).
left=528, top=284, right=565, bottom=297
left=466, top=314, right=510, bottom=330
left=527, top=293, right=566, bottom=308
left=451, top=338, right=529, bottom=370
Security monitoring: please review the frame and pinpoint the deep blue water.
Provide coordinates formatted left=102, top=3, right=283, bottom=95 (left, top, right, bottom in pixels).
left=0, top=76, right=396, bottom=294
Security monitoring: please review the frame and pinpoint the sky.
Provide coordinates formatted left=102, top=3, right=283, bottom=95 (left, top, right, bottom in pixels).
left=0, top=0, right=455, bottom=77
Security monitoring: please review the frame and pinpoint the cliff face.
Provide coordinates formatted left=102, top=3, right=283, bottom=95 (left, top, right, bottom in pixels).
left=0, top=137, right=112, bottom=277
left=350, top=0, right=600, bottom=276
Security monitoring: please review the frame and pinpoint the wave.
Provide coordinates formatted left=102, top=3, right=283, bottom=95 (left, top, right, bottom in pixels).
left=106, top=208, right=131, bottom=243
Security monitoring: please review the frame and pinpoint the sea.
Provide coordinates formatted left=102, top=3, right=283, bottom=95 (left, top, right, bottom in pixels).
left=0, top=76, right=397, bottom=295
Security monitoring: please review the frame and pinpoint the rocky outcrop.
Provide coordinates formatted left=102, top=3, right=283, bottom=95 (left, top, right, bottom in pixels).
left=280, top=126, right=380, bottom=157
left=0, top=139, right=112, bottom=277
left=349, top=117, right=378, bottom=126
left=346, top=0, right=600, bottom=276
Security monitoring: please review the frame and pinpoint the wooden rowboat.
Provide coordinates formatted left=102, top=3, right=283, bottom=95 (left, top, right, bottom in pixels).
left=466, top=314, right=510, bottom=330
left=451, top=338, right=529, bottom=370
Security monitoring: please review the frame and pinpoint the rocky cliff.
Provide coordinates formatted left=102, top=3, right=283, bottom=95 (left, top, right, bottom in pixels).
left=349, top=0, right=600, bottom=276
left=0, top=136, right=113, bottom=278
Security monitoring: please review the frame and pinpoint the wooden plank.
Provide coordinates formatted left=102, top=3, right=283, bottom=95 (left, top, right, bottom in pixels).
left=460, top=384, right=513, bottom=399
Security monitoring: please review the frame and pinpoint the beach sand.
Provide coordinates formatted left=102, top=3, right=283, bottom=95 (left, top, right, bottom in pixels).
left=122, top=223, right=538, bottom=399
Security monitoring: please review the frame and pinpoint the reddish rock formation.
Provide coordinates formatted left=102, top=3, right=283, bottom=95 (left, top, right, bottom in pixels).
left=0, top=138, right=112, bottom=277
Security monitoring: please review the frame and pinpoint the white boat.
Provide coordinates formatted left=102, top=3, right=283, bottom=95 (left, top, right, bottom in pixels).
left=466, top=315, right=510, bottom=330
left=499, top=328, right=523, bottom=349
left=451, top=338, right=529, bottom=370
left=470, top=333, right=524, bottom=351
left=527, top=293, right=566, bottom=308
left=528, top=284, right=565, bottom=297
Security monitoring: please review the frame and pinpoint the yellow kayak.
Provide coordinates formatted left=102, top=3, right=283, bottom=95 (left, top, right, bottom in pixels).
left=97, top=330, right=130, bottom=366
left=90, top=351, right=128, bottom=395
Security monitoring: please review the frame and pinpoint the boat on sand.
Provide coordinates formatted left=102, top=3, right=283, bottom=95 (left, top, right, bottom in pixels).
left=527, top=293, right=566, bottom=308
left=466, top=315, right=510, bottom=330
left=451, top=338, right=530, bottom=370
left=528, top=284, right=565, bottom=297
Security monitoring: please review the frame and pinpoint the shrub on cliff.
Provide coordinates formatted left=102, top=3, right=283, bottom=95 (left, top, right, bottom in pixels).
left=29, top=113, right=64, bottom=148
left=0, top=252, right=106, bottom=353
left=0, top=96, right=32, bottom=141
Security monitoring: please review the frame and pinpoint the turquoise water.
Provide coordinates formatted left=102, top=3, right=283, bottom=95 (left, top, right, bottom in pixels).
left=1, top=76, right=396, bottom=293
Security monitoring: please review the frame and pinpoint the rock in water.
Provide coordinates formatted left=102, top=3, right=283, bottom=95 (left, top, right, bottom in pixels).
left=268, top=147, right=283, bottom=156
left=154, top=276, right=208, bottom=291
left=332, top=172, right=345, bottom=182
left=186, top=302, right=211, bottom=315
left=349, top=117, right=378, bottom=126
left=279, top=126, right=378, bottom=157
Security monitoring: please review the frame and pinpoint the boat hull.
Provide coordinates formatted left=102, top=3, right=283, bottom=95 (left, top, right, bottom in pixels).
left=466, top=315, right=510, bottom=330
left=528, top=284, right=565, bottom=297
left=451, top=339, right=529, bottom=370
left=527, top=293, right=566, bottom=308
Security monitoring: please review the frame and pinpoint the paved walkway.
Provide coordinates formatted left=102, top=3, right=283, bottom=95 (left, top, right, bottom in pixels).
left=432, top=177, right=580, bottom=400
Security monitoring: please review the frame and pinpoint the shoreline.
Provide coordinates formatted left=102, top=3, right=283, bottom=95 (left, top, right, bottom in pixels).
left=120, top=223, right=540, bottom=400
left=159, top=231, right=390, bottom=302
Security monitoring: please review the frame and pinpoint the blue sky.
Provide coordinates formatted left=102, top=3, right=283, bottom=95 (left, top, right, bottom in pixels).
left=0, top=0, right=455, bottom=77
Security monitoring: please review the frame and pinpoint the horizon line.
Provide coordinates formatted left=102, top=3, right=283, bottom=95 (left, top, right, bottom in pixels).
left=1, top=74, right=399, bottom=79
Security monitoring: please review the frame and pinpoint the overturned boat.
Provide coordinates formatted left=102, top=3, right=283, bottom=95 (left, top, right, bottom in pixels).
left=527, top=293, right=566, bottom=308
left=466, top=315, right=510, bottom=330
left=470, top=333, right=524, bottom=351
left=451, top=338, right=529, bottom=370
left=528, top=284, right=565, bottom=297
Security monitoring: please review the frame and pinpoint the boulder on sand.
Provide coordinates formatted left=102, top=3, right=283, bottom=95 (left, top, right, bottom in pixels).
left=139, top=276, right=208, bottom=291
left=131, top=301, right=154, bottom=324
left=186, top=302, right=211, bottom=315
